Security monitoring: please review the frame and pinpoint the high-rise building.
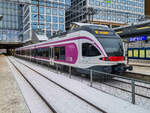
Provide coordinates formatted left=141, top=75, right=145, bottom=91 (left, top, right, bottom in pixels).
left=23, top=0, right=66, bottom=42
left=0, top=1, right=23, bottom=42
left=145, top=0, right=150, bottom=16
left=66, top=0, right=145, bottom=29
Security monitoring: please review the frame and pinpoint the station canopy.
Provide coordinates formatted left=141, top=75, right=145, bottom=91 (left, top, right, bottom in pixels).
left=113, top=20, right=150, bottom=38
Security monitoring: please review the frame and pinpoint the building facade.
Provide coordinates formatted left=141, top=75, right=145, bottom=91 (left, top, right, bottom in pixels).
left=0, top=1, right=23, bottom=42
left=145, top=0, right=150, bottom=16
left=66, top=0, right=145, bottom=29
left=23, top=0, right=65, bottom=42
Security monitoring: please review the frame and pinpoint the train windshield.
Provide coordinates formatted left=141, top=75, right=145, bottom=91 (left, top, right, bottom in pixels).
left=98, top=37, right=124, bottom=56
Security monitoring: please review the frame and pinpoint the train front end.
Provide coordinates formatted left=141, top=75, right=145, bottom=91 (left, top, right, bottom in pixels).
left=93, top=27, right=132, bottom=74
left=79, top=24, right=133, bottom=75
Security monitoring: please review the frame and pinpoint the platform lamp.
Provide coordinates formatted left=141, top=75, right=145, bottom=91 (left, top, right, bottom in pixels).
left=0, top=15, right=3, bottom=21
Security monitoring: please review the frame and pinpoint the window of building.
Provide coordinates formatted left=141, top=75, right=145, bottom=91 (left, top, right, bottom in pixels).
left=39, top=7, right=44, bottom=14
left=59, top=4, right=65, bottom=8
left=82, top=43, right=101, bottom=57
left=53, top=24, right=58, bottom=30
left=60, top=0, right=64, bottom=2
left=31, top=6, right=37, bottom=13
left=46, top=23, right=51, bottom=30
left=59, top=10, right=64, bottom=16
left=59, top=24, right=64, bottom=31
left=32, top=14, right=37, bottom=21
left=39, top=15, right=44, bottom=21
left=32, top=24, right=37, bottom=30
left=53, top=3, right=58, bottom=8
left=46, top=16, right=51, bottom=22
left=89, top=0, right=94, bottom=5
left=52, top=9, right=57, bottom=15
left=53, top=16, right=58, bottom=22
left=59, top=17, right=64, bottom=23
left=96, top=1, right=100, bottom=6
left=39, top=23, right=44, bottom=29
left=46, top=8, right=51, bottom=14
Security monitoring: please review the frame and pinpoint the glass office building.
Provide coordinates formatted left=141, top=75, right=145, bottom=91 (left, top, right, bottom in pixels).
left=0, top=1, right=23, bottom=42
left=66, top=0, right=145, bottom=29
left=23, top=0, right=65, bottom=42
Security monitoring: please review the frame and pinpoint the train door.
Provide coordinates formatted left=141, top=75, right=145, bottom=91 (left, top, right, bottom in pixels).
left=50, top=47, right=54, bottom=65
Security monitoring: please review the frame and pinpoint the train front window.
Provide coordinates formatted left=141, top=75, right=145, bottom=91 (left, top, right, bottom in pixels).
left=82, top=43, right=101, bottom=57
left=98, top=38, right=123, bottom=56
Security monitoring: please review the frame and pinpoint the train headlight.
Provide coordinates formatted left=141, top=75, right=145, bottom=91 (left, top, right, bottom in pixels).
left=99, top=57, right=109, bottom=61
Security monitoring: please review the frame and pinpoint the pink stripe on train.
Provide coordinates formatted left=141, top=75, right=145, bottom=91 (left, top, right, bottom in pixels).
left=35, top=36, right=106, bottom=57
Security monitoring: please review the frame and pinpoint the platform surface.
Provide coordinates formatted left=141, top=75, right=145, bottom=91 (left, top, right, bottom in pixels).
left=0, top=55, right=30, bottom=113
left=128, top=62, right=150, bottom=76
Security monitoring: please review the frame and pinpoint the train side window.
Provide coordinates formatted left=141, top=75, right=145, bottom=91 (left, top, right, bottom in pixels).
left=49, top=48, right=51, bottom=58
left=52, top=48, right=54, bottom=58
left=54, top=46, right=65, bottom=60
left=37, top=49, right=41, bottom=56
left=82, top=43, right=101, bottom=57
left=35, top=49, right=37, bottom=56
left=43, top=48, right=49, bottom=58
left=40, top=48, right=43, bottom=57
left=59, top=47, right=65, bottom=60
left=55, top=47, right=60, bottom=59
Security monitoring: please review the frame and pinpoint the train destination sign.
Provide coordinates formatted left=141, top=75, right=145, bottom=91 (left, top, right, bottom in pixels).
left=129, top=36, right=147, bottom=42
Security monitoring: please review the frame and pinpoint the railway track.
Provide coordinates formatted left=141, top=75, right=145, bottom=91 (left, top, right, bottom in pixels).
left=8, top=58, right=57, bottom=113
left=11, top=56, right=150, bottom=110
left=8, top=57, right=106, bottom=113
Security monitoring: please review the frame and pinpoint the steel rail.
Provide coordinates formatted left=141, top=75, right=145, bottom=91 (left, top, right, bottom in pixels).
left=8, top=57, right=57, bottom=113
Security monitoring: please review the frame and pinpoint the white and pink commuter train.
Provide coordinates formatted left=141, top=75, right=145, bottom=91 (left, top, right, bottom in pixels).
left=15, top=22, right=132, bottom=75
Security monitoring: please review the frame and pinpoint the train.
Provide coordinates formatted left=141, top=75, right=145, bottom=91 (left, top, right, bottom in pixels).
left=15, top=22, right=132, bottom=77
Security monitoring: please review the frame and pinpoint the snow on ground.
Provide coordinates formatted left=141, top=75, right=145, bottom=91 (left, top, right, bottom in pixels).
left=13, top=57, right=150, bottom=113
left=7, top=58, right=53, bottom=113
left=10, top=58, right=102, bottom=113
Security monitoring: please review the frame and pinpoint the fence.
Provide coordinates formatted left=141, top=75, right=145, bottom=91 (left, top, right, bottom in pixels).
left=54, top=64, right=150, bottom=110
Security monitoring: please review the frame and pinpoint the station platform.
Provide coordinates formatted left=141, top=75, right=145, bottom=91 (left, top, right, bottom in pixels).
left=127, top=61, right=150, bottom=76
left=0, top=55, right=29, bottom=113
left=128, top=62, right=150, bottom=67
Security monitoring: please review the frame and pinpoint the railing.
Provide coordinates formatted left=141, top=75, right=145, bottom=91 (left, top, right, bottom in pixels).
left=54, top=64, right=150, bottom=110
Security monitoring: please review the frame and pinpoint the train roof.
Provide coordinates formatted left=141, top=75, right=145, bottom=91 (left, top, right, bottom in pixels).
left=72, top=22, right=108, bottom=28
left=16, top=23, right=110, bottom=50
